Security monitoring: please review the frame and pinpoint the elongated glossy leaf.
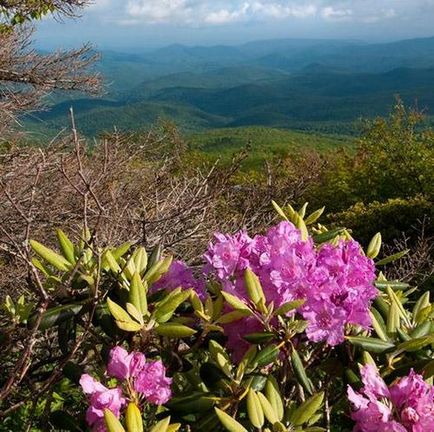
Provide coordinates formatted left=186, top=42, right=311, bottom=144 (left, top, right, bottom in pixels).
left=312, top=229, right=345, bottom=244
left=304, top=207, right=325, bottom=225
left=149, top=417, right=170, bottom=432
left=346, top=336, right=395, bottom=353
left=216, top=310, right=251, bottom=324
left=116, top=320, right=143, bottom=332
left=244, top=268, right=265, bottom=307
left=376, top=249, right=410, bottom=266
left=254, top=345, right=280, bottom=368
left=30, top=302, right=84, bottom=331
left=215, top=408, right=248, bottom=432
left=243, top=332, right=275, bottom=344
left=290, top=392, right=324, bottom=426
left=209, top=340, right=232, bottom=377
left=369, top=309, right=389, bottom=342
left=221, top=292, right=251, bottom=312
left=273, top=299, right=305, bottom=316
left=256, top=392, right=278, bottom=424
left=129, top=272, right=147, bottom=315
left=133, top=247, right=148, bottom=275
left=56, top=229, right=76, bottom=264
left=154, top=290, right=191, bottom=323
left=104, top=409, right=125, bottom=432
left=155, top=323, right=196, bottom=338
left=111, top=242, right=133, bottom=261
left=247, top=389, right=264, bottom=428
left=291, top=349, right=314, bottom=395
left=125, top=402, right=143, bottom=432
left=107, top=298, right=132, bottom=323
left=265, top=376, right=283, bottom=421
left=30, top=240, right=71, bottom=271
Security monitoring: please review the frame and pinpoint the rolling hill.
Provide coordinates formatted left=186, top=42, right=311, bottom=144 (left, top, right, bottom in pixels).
left=25, top=36, right=434, bottom=138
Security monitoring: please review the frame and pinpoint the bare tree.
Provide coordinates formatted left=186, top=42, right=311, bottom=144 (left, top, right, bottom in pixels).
left=0, top=0, right=99, bottom=138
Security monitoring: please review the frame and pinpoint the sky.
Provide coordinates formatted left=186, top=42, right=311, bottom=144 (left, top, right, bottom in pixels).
left=35, top=0, right=434, bottom=51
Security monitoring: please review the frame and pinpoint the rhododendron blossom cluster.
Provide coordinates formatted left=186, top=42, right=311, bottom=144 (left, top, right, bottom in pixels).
left=80, top=347, right=172, bottom=431
left=348, top=364, right=434, bottom=431
left=204, top=221, right=377, bottom=350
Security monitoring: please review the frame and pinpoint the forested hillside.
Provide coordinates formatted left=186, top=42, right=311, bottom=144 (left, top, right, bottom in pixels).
left=25, top=36, right=434, bottom=137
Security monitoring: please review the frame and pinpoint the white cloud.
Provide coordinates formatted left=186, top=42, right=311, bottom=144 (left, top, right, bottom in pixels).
left=86, top=1, right=413, bottom=27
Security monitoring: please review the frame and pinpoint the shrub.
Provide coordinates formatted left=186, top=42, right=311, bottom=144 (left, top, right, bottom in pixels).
left=2, top=199, right=434, bottom=432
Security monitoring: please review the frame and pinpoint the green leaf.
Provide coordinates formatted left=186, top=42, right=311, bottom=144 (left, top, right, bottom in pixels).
left=254, top=345, right=280, bottom=368
left=215, top=408, right=248, bottom=432
left=107, top=298, right=133, bottom=323
left=346, top=336, right=395, bottom=353
left=209, top=340, right=232, bottom=377
left=247, top=389, right=264, bottom=428
left=30, top=303, right=84, bottom=331
left=216, top=310, right=251, bottom=324
left=104, top=409, right=126, bottom=432
left=244, top=269, right=266, bottom=309
left=291, top=349, right=314, bottom=395
left=273, top=299, right=305, bottom=316
left=369, top=309, right=389, bottom=342
left=272, top=200, right=289, bottom=221
left=154, top=290, right=191, bottom=323
left=133, top=247, right=148, bottom=275
left=144, top=256, right=173, bottom=285
left=304, top=207, right=325, bottom=225
left=112, top=242, right=133, bottom=261
left=126, top=303, right=144, bottom=325
left=395, top=334, right=434, bottom=353
left=155, top=323, right=196, bottom=338
left=56, top=229, right=76, bottom=264
left=265, top=376, right=283, bottom=421
left=374, top=281, right=410, bottom=290
left=290, top=392, right=324, bottom=426
left=312, top=229, right=345, bottom=244
left=30, top=240, right=71, bottom=271
left=387, top=302, right=400, bottom=337
left=376, top=249, right=410, bottom=266
left=129, top=272, right=147, bottom=315
left=256, top=392, right=278, bottom=424
left=104, top=250, right=122, bottom=274
left=116, top=321, right=143, bottom=332
left=149, top=417, right=171, bottom=432
left=167, top=393, right=216, bottom=413
left=413, top=292, right=431, bottom=324
left=125, top=402, right=143, bottom=432
left=221, top=292, right=251, bottom=312
left=367, top=232, right=382, bottom=259
left=243, top=332, right=275, bottom=344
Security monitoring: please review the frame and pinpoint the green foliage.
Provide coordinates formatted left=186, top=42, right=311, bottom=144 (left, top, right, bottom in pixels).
left=327, top=196, right=434, bottom=245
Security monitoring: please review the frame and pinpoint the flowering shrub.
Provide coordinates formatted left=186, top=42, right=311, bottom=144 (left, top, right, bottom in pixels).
left=3, top=201, right=434, bottom=432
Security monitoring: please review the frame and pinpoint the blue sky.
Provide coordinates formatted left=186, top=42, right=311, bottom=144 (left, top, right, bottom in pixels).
left=36, top=0, right=434, bottom=50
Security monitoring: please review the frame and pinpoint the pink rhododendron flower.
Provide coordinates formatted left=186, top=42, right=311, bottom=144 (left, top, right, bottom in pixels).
left=134, top=360, right=173, bottom=405
left=79, top=374, right=125, bottom=431
left=348, top=365, right=434, bottom=431
left=152, top=260, right=206, bottom=300
left=107, top=346, right=146, bottom=380
left=204, top=221, right=377, bottom=357
left=302, top=240, right=376, bottom=346
left=80, top=347, right=172, bottom=430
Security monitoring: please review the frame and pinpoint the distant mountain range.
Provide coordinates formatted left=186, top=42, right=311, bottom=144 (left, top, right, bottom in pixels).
left=26, top=36, right=434, bottom=136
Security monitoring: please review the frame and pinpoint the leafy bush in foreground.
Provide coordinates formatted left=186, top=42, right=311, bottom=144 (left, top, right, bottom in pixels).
left=3, top=199, right=434, bottom=432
